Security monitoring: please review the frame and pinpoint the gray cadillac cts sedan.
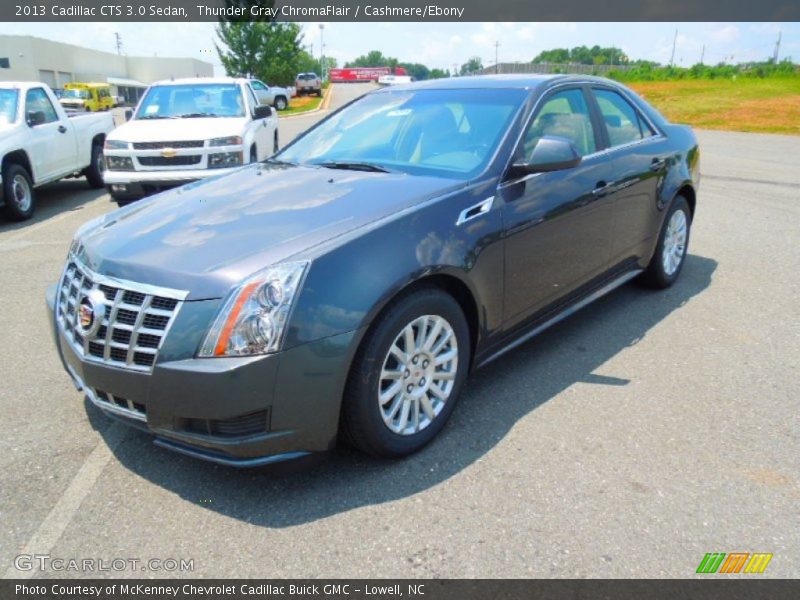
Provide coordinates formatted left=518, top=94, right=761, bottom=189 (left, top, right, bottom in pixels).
left=47, top=75, right=699, bottom=466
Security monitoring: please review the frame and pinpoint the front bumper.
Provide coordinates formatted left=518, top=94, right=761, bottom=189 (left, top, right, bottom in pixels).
left=46, top=284, right=361, bottom=467
left=103, top=168, right=239, bottom=198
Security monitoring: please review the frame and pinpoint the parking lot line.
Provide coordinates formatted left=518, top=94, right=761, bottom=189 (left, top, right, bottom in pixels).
left=5, top=422, right=129, bottom=580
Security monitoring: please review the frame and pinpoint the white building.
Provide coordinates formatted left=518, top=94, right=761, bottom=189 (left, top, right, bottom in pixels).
left=0, top=35, right=213, bottom=104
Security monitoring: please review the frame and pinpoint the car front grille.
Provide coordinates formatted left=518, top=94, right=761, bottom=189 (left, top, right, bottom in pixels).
left=56, top=258, right=187, bottom=373
left=138, top=155, right=202, bottom=167
left=132, top=140, right=204, bottom=149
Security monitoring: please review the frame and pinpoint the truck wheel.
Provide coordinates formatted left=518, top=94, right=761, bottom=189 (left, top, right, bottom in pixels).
left=250, top=146, right=257, bottom=163
left=85, top=143, right=105, bottom=189
left=316, top=89, right=323, bottom=97
left=275, top=96, right=287, bottom=110
left=109, top=192, right=135, bottom=208
left=273, top=132, right=279, bottom=154
left=2, top=163, right=35, bottom=221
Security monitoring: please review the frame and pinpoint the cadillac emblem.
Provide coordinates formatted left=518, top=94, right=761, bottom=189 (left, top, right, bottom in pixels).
left=77, top=290, right=106, bottom=338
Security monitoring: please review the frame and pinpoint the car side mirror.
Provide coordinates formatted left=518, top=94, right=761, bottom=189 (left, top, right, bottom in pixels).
left=27, top=110, right=46, bottom=127
left=509, top=135, right=582, bottom=177
left=124, top=108, right=133, bottom=121
left=254, top=105, right=272, bottom=119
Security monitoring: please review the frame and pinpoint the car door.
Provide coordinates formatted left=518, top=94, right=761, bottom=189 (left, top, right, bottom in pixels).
left=498, top=85, right=620, bottom=329
left=589, top=86, right=670, bottom=265
left=250, top=80, right=272, bottom=105
left=244, top=83, right=271, bottom=160
left=24, top=87, right=75, bottom=181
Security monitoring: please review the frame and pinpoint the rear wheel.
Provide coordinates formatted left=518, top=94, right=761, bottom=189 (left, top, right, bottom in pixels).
left=341, top=287, right=470, bottom=458
left=2, top=163, right=35, bottom=221
left=85, top=143, right=105, bottom=188
left=640, top=196, right=692, bottom=289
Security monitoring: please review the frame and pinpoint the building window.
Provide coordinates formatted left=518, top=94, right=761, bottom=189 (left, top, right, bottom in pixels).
left=0, top=58, right=10, bottom=69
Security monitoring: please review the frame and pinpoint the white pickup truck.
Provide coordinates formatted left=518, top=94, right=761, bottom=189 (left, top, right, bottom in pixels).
left=103, top=77, right=278, bottom=206
left=0, top=82, right=114, bottom=221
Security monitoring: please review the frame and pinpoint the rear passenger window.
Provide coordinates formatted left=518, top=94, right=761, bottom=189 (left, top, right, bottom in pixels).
left=594, top=89, right=654, bottom=148
left=523, top=89, right=597, bottom=157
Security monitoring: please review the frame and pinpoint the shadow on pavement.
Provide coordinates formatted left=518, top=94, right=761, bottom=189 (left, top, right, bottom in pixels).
left=88, top=254, right=717, bottom=528
left=0, top=179, right=107, bottom=232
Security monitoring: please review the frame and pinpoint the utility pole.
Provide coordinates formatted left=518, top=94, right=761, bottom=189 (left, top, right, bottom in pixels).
left=114, top=32, right=123, bottom=56
left=669, top=29, right=678, bottom=66
left=453, top=63, right=459, bottom=77
left=318, top=24, right=325, bottom=79
left=773, top=31, right=782, bottom=63
left=700, top=44, right=705, bottom=65
left=494, top=41, right=500, bottom=74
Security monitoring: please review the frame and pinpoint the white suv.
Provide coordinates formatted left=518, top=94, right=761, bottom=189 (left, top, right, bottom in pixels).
left=103, top=77, right=278, bottom=205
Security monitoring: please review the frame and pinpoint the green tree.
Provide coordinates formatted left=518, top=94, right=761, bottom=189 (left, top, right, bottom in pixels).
left=429, top=68, right=449, bottom=79
left=460, top=57, right=483, bottom=75
left=399, top=62, right=430, bottom=81
left=346, top=51, right=394, bottom=67
left=216, top=20, right=307, bottom=86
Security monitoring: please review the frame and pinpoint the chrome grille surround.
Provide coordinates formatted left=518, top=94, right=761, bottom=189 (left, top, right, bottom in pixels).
left=56, top=256, right=188, bottom=374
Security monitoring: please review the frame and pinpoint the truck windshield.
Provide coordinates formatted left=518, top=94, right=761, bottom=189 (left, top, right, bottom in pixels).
left=64, top=89, right=90, bottom=99
left=136, top=84, right=245, bottom=119
left=0, top=89, right=18, bottom=124
left=276, top=88, right=527, bottom=180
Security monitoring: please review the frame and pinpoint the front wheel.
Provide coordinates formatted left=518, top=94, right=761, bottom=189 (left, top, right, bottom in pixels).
left=274, top=96, right=287, bottom=110
left=85, top=143, right=105, bottom=188
left=2, top=163, right=35, bottom=221
left=342, top=287, right=470, bottom=458
left=640, top=196, right=692, bottom=289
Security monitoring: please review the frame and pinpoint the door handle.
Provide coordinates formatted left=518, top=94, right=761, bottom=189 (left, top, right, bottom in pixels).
left=58, top=125, right=67, bottom=133
left=650, top=157, right=667, bottom=172
left=592, top=181, right=614, bottom=198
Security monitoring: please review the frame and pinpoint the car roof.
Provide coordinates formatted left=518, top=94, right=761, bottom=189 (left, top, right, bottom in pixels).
left=149, top=77, right=248, bottom=86
left=375, top=74, right=625, bottom=92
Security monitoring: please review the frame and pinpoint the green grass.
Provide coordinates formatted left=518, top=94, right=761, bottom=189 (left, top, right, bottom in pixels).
left=280, top=94, right=324, bottom=117
left=627, top=77, right=800, bottom=135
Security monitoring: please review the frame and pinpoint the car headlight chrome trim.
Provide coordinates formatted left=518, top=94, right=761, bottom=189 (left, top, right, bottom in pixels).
left=208, top=135, right=243, bottom=147
left=198, top=261, right=310, bottom=357
left=104, top=139, right=130, bottom=150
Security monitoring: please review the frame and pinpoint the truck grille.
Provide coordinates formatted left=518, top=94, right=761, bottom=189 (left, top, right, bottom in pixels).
left=133, top=140, right=204, bottom=149
left=138, top=155, right=202, bottom=167
left=56, top=258, right=187, bottom=373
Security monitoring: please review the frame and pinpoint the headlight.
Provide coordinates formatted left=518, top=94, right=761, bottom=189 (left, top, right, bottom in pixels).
left=104, top=139, right=129, bottom=150
left=198, top=261, right=309, bottom=357
left=208, top=136, right=242, bottom=147
left=105, top=156, right=134, bottom=171
left=208, top=151, right=243, bottom=169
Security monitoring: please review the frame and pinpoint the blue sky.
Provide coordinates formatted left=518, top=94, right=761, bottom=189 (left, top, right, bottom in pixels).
left=1, top=22, right=797, bottom=73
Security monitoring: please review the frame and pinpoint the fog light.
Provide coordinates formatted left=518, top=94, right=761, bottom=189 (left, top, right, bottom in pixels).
left=111, top=184, right=127, bottom=192
left=105, top=156, right=134, bottom=171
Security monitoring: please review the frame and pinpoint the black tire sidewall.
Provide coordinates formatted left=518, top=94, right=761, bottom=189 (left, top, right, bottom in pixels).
left=647, top=196, right=692, bottom=288
left=85, top=144, right=105, bottom=188
left=2, top=163, right=35, bottom=221
left=344, top=288, right=471, bottom=458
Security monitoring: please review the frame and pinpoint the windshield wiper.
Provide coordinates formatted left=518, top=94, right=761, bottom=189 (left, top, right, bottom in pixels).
left=317, top=161, right=392, bottom=173
left=177, top=113, right=221, bottom=118
left=137, top=115, right=176, bottom=120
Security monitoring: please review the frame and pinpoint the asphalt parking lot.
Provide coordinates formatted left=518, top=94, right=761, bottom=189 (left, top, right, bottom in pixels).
left=1, top=82, right=797, bottom=579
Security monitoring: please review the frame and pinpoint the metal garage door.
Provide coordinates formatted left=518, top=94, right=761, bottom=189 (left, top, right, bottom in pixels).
left=38, top=69, right=56, bottom=88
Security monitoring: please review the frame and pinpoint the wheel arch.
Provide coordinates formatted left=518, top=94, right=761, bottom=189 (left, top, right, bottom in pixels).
left=677, top=183, right=696, bottom=218
left=2, top=150, right=34, bottom=183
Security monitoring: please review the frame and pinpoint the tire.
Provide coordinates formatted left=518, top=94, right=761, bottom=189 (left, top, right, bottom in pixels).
left=85, top=143, right=105, bottom=188
left=2, top=163, right=35, bottom=221
left=341, top=287, right=471, bottom=458
left=274, top=96, right=287, bottom=111
left=316, top=89, right=323, bottom=97
left=640, top=196, right=692, bottom=289
left=273, top=131, right=279, bottom=154
left=250, top=146, right=257, bottom=163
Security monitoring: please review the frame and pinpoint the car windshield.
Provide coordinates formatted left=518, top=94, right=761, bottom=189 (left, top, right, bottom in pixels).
left=64, top=89, right=90, bottom=99
left=277, top=88, right=526, bottom=179
left=135, top=83, right=245, bottom=119
left=0, top=89, right=19, bottom=124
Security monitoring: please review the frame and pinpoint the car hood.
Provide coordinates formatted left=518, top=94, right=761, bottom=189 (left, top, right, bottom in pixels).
left=75, top=163, right=462, bottom=299
left=109, top=117, right=249, bottom=143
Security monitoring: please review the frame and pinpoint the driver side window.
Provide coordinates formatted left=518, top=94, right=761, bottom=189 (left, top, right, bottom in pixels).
left=25, top=88, right=58, bottom=124
left=523, top=88, right=596, bottom=159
